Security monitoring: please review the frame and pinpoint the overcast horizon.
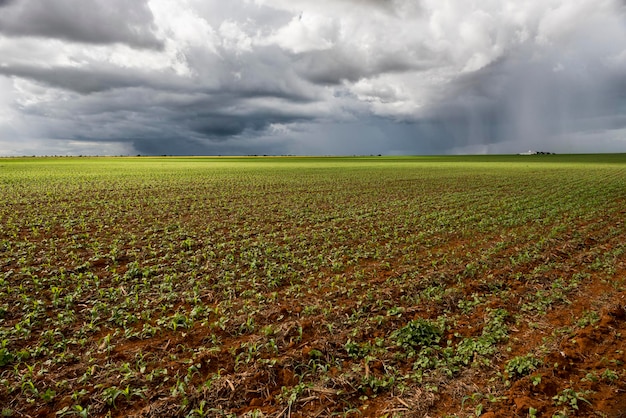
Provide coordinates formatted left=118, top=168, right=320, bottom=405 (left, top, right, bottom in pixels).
left=1, top=0, right=626, bottom=156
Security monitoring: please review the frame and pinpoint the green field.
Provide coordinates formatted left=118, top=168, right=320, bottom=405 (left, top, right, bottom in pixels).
left=1, top=155, right=625, bottom=417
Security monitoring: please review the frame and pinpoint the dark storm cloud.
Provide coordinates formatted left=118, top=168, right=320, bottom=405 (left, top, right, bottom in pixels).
left=127, top=105, right=313, bottom=154
left=414, top=41, right=626, bottom=153
left=184, top=110, right=310, bottom=139
left=7, top=74, right=320, bottom=155
left=0, top=0, right=163, bottom=49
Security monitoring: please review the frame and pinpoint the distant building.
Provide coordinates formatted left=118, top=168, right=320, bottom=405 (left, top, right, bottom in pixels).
left=518, top=150, right=554, bottom=155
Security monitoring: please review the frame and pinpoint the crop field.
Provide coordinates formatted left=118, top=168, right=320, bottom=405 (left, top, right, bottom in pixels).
left=1, top=154, right=626, bottom=417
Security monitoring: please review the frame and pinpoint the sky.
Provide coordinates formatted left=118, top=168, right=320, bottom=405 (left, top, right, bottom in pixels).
left=1, top=0, right=626, bottom=156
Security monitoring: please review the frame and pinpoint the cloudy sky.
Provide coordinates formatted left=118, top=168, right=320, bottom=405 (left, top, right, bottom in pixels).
left=1, top=0, right=626, bottom=156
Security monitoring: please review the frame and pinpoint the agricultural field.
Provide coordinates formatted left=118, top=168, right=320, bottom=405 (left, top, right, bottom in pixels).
left=0, top=154, right=625, bottom=417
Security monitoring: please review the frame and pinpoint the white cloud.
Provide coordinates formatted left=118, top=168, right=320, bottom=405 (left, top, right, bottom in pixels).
left=267, top=12, right=338, bottom=53
left=219, top=20, right=254, bottom=53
